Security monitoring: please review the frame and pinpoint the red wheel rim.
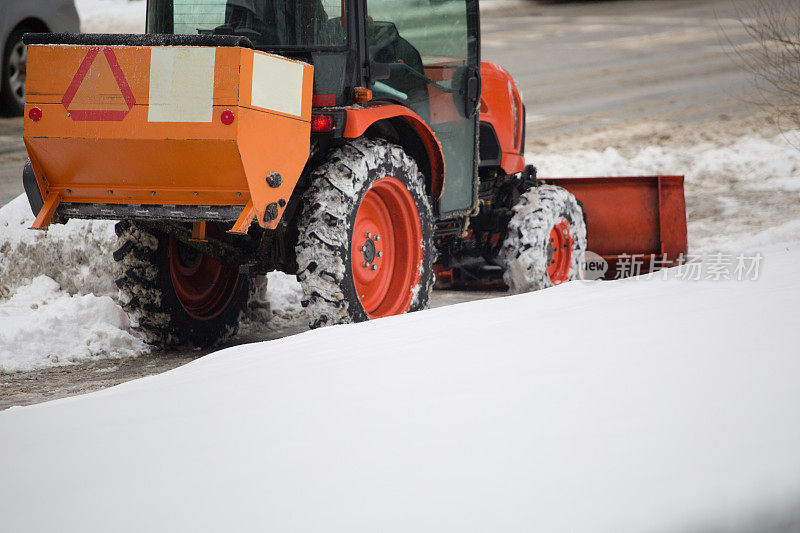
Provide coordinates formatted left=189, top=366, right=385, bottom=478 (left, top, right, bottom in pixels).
left=547, top=218, right=573, bottom=285
left=351, top=176, right=423, bottom=318
left=168, top=229, right=240, bottom=320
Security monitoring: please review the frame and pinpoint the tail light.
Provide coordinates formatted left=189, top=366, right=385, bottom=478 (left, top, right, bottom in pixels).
left=220, top=109, right=234, bottom=125
left=311, top=114, right=334, bottom=133
left=508, top=81, right=521, bottom=149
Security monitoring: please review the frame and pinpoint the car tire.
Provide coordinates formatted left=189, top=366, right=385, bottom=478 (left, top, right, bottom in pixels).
left=1, top=26, right=29, bottom=116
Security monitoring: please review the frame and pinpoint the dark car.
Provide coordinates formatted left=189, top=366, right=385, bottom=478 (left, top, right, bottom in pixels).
left=0, top=0, right=80, bottom=115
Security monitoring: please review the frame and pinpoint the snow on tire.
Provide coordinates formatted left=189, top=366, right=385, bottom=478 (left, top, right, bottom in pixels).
left=296, top=138, right=435, bottom=329
left=499, top=184, right=587, bottom=293
left=113, top=220, right=252, bottom=347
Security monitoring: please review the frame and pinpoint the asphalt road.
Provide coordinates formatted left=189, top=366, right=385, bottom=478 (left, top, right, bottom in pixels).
left=0, top=117, right=24, bottom=205
left=0, top=0, right=768, bottom=408
left=482, top=0, right=759, bottom=137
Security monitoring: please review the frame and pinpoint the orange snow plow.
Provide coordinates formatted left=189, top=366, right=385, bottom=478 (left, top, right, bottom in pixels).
left=543, top=175, right=687, bottom=280
left=23, top=36, right=313, bottom=234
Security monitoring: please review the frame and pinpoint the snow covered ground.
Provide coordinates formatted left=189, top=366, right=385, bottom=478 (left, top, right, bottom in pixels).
left=0, top=196, right=149, bottom=372
left=0, top=276, right=146, bottom=372
left=2, top=243, right=799, bottom=532
left=1, top=1, right=799, bottom=528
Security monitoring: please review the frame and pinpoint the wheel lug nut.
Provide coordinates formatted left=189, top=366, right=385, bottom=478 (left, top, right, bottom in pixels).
left=374, top=234, right=380, bottom=241
left=365, top=232, right=371, bottom=239
left=360, top=245, right=365, bottom=252
left=362, top=261, right=369, bottom=268
left=377, top=251, right=382, bottom=258
left=370, top=264, right=377, bottom=271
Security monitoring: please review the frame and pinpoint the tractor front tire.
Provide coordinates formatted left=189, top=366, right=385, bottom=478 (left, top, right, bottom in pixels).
left=296, top=138, right=435, bottom=328
left=113, top=220, right=251, bottom=347
left=499, top=184, right=587, bottom=293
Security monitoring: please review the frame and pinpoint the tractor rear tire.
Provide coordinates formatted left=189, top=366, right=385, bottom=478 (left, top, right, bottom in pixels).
left=296, top=138, right=435, bottom=329
left=499, top=184, right=587, bottom=293
left=113, top=220, right=251, bottom=347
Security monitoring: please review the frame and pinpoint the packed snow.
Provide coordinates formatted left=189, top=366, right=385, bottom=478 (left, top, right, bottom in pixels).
left=2, top=244, right=799, bottom=532
left=0, top=195, right=118, bottom=300
left=0, top=276, right=147, bottom=372
left=0, top=197, right=150, bottom=372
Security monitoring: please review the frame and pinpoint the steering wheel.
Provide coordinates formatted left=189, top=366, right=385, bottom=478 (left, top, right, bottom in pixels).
left=211, top=24, right=261, bottom=39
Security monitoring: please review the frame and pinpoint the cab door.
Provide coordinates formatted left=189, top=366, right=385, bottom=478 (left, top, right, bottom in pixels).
left=364, top=0, right=480, bottom=217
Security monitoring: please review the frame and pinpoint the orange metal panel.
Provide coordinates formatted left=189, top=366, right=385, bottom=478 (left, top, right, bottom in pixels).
left=230, top=200, right=256, bottom=235
left=344, top=104, right=445, bottom=198
left=30, top=193, right=60, bottom=230
left=479, top=61, right=525, bottom=175
left=238, top=48, right=313, bottom=122
left=190, top=221, right=207, bottom=242
left=23, top=44, right=313, bottom=230
left=25, top=45, right=241, bottom=107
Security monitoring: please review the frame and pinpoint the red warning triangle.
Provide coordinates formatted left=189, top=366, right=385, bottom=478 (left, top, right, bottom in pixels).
left=62, top=47, right=135, bottom=121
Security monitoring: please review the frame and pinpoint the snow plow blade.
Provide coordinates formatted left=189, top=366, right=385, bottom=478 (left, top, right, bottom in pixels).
left=540, top=175, right=688, bottom=279
left=21, top=34, right=313, bottom=232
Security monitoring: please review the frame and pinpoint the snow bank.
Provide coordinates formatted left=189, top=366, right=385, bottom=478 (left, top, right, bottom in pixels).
left=0, top=195, right=302, bottom=369
left=530, top=130, right=800, bottom=189
left=1, top=244, right=798, bottom=532
left=0, top=276, right=148, bottom=373
left=0, top=196, right=148, bottom=371
left=529, top=130, right=800, bottom=253
left=265, top=270, right=303, bottom=319
left=0, top=195, right=118, bottom=300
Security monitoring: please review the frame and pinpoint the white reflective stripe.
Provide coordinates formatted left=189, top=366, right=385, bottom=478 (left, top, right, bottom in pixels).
left=251, top=53, right=303, bottom=117
left=148, top=47, right=215, bottom=123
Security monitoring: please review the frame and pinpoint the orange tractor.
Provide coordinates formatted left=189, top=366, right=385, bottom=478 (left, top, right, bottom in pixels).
left=21, top=0, right=686, bottom=346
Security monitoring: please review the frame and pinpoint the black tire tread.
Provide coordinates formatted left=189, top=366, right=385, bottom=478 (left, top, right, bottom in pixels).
left=499, top=184, right=587, bottom=293
left=295, top=138, right=435, bottom=329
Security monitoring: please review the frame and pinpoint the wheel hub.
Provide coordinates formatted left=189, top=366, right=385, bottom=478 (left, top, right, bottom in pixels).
left=351, top=177, right=422, bottom=318
left=176, top=242, right=202, bottom=271
left=361, top=236, right=377, bottom=264
left=7, top=40, right=26, bottom=104
left=168, top=226, right=241, bottom=320
left=546, top=218, right=573, bottom=285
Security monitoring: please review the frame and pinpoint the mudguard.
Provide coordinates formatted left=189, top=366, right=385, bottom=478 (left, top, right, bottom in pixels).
left=22, top=159, right=43, bottom=216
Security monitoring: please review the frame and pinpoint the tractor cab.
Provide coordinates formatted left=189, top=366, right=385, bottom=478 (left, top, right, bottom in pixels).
left=146, top=0, right=483, bottom=216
